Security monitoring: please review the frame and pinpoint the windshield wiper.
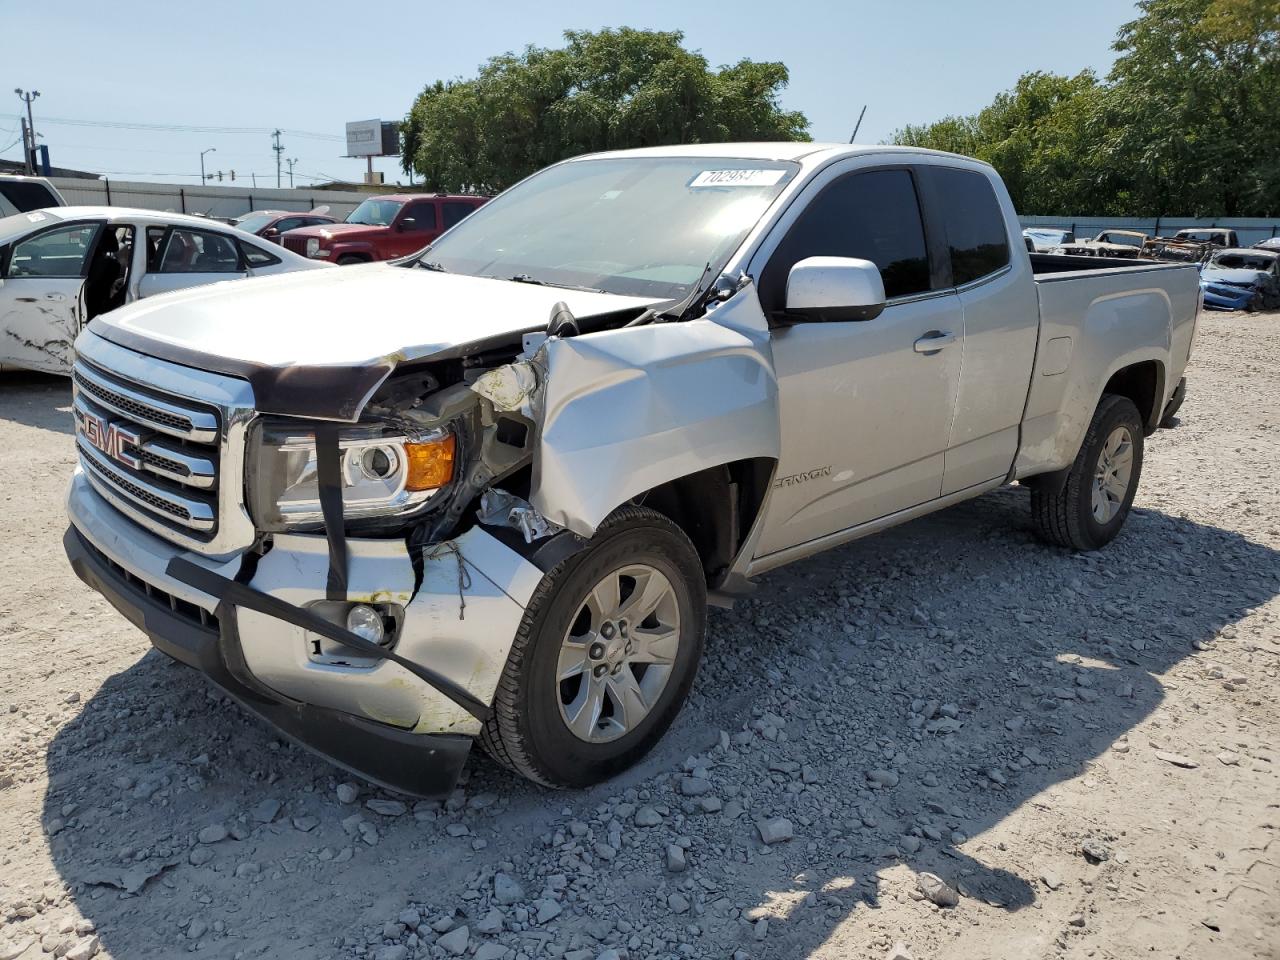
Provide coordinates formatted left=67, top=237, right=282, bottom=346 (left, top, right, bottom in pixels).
left=503, top=273, right=603, bottom=293
left=417, top=260, right=448, bottom=272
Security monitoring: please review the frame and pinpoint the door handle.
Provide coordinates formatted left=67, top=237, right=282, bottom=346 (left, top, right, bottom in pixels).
left=913, top=330, right=956, bottom=354
left=45, top=293, right=67, bottom=302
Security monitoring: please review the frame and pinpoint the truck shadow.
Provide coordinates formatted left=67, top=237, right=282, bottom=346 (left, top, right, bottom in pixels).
left=36, top=486, right=1280, bottom=959
left=0, top=370, right=74, bottom=435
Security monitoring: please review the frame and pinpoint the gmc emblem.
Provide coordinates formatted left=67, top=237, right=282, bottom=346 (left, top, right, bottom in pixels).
left=78, top=409, right=142, bottom=470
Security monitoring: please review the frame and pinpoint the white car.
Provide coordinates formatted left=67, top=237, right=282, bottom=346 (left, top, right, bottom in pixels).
left=0, top=206, right=331, bottom=375
left=1022, top=227, right=1075, bottom=252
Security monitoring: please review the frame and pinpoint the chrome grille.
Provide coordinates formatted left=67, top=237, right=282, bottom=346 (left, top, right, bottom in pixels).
left=72, top=359, right=222, bottom=541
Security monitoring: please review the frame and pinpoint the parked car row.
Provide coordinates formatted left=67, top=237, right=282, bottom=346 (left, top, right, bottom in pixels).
left=0, top=206, right=330, bottom=374
left=1021, top=224, right=1280, bottom=311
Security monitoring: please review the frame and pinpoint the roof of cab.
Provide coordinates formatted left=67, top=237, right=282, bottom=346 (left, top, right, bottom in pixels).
left=569, top=141, right=994, bottom=167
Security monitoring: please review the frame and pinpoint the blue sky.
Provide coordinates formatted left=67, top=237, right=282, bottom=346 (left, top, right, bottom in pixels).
left=2, top=0, right=1138, bottom=187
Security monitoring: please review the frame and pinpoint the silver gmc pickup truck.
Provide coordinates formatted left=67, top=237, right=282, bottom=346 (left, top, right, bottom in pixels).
left=61, top=144, right=1199, bottom=796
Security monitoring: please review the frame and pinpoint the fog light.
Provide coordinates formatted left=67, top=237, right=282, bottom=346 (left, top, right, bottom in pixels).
left=346, top=604, right=385, bottom=645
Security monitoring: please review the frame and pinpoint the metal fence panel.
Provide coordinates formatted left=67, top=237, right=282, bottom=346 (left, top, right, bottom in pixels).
left=48, top=177, right=374, bottom=221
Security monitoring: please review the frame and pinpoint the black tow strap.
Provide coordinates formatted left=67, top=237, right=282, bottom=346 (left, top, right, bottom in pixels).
left=314, top=423, right=348, bottom=602
left=166, top=557, right=492, bottom=723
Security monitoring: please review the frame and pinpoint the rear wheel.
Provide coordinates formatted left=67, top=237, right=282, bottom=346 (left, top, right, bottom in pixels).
left=480, top=505, right=706, bottom=788
left=1031, top=394, right=1144, bottom=550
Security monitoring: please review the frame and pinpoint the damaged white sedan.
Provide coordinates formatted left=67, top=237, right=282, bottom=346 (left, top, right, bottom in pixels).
left=63, top=144, right=1199, bottom=797
left=0, top=207, right=329, bottom=375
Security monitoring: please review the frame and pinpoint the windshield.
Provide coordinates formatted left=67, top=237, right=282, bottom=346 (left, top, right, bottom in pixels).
left=416, top=157, right=799, bottom=299
left=1211, top=253, right=1273, bottom=271
left=346, top=199, right=404, bottom=226
left=233, top=212, right=277, bottom=234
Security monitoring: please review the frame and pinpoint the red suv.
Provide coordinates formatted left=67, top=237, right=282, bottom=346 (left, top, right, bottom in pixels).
left=282, top=194, right=487, bottom=264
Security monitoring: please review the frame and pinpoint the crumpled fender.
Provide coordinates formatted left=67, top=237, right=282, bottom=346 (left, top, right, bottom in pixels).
left=529, top=316, right=780, bottom=537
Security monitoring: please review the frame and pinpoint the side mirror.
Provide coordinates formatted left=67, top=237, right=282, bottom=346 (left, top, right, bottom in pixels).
left=398, top=218, right=416, bottom=232
left=784, top=256, right=885, bottom=322
left=263, top=227, right=279, bottom=238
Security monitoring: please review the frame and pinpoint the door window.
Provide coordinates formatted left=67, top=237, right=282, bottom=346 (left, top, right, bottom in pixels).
left=402, top=203, right=437, bottom=231
left=274, top=217, right=303, bottom=233
left=159, top=229, right=241, bottom=273
left=927, top=167, right=1010, bottom=285
left=442, top=201, right=476, bottom=229
left=760, top=169, right=930, bottom=315
left=8, top=223, right=100, bottom=278
left=241, top=241, right=281, bottom=267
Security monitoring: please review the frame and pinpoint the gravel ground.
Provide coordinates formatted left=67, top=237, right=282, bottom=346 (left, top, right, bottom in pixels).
left=1, top=311, right=1277, bottom=960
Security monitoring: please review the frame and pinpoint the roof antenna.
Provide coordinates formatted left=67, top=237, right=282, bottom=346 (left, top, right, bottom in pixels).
left=547, top=300, right=579, bottom=338
left=849, top=104, right=867, bottom=144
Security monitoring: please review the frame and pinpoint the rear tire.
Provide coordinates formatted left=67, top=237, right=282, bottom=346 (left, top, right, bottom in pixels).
left=479, top=505, right=706, bottom=788
left=1031, top=394, right=1144, bottom=551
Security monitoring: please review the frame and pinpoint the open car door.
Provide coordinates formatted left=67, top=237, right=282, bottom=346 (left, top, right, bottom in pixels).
left=0, top=220, right=101, bottom=375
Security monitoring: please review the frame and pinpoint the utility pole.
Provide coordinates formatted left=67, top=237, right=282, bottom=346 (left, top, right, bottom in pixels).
left=200, top=147, right=216, bottom=184
left=19, top=118, right=30, bottom=173
left=849, top=104, right=867, bottom=144
left=271, top=129, right=285, bottom=188
left=286, top=157, right=298, bottom=189
left=14, top=88, right=40, bottom=174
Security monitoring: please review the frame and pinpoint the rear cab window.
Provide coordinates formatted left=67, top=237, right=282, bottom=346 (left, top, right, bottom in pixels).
left=925, top=166, right=1010, bottom=285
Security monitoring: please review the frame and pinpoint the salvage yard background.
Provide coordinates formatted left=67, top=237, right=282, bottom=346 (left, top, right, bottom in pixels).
left=1, top=310, right=1277, bottom=960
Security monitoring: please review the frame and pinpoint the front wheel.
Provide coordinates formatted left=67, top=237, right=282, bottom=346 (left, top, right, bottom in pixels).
left=1031, top=394, right=1145, bottom=550
left=480, top=505, right=706, bottom=788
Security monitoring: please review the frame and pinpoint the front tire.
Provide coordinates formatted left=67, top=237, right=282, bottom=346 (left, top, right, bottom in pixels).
left=479, top=505, right=706, bottom=788
left=1031, top=394, right=1144, bottom=550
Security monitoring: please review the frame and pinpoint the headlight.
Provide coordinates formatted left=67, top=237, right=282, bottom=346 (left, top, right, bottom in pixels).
left=306, top=237, right=321, bottom=257
left=247, top=421, right=456, bottom=532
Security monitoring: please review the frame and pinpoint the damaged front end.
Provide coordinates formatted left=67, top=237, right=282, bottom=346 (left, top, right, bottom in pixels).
left=143, top=305, right=591, bottom=794
left=71, top=273, right=779, bottom=796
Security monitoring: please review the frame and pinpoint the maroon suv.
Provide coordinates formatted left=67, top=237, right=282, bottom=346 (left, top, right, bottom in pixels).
left=282, top=194, right=487, bottom=264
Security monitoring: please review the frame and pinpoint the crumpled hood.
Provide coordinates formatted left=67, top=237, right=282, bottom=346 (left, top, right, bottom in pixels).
left=86, top=263, right=661, bottom=421
left=1201, top=266, right=1265, bottom=287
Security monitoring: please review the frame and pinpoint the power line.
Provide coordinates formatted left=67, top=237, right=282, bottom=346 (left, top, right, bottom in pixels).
left=0, top=112, right=344, bottom=142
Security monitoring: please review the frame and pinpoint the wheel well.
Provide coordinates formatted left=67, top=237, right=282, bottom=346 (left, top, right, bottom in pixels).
left=637, top=459, right=774, bottom=585
left=336, top=252, right=371, bottom=264
left=1103, top=361, right=1163, bottom=434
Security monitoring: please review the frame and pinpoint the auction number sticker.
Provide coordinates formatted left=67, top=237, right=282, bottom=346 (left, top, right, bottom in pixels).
left=689, top=169, right=787, bottom=188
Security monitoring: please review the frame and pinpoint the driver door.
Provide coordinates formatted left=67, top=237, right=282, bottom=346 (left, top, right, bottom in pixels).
left=750, top=166, right=963, bottom=558
left=390, top=201, right=439, bottom=257
left=0, top=220, right=102, bottom=374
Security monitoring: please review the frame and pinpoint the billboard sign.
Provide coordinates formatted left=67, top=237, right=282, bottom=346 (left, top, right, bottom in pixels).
left=346, top=119, right=381, bottom=157
left=345, top=119, right=400, bottom=158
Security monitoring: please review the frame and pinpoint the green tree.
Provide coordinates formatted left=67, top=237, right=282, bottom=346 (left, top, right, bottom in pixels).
left=403, top=28, right=809, bottom=193
left=890, top=0, right=1280, bottom=217
left=1105, top=0, right=1280, bottom=216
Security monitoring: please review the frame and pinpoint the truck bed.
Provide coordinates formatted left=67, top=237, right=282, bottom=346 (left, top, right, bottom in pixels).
left=1029, top=252, right=1173, bottom=276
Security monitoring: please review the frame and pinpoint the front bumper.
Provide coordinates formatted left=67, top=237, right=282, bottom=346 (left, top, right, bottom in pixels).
left=64, top=523, right=472, bottom=797
left=64, top=469, right=544, bottom=798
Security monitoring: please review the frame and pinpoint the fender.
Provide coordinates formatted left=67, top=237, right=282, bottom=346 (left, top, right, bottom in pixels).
left=327, top=240, right=377, bottom=260
left=529, top=317, right=780, bottom=537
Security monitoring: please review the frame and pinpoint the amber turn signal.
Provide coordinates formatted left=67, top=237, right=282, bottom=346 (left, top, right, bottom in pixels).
left=404, top=434, right=456, bottom=491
